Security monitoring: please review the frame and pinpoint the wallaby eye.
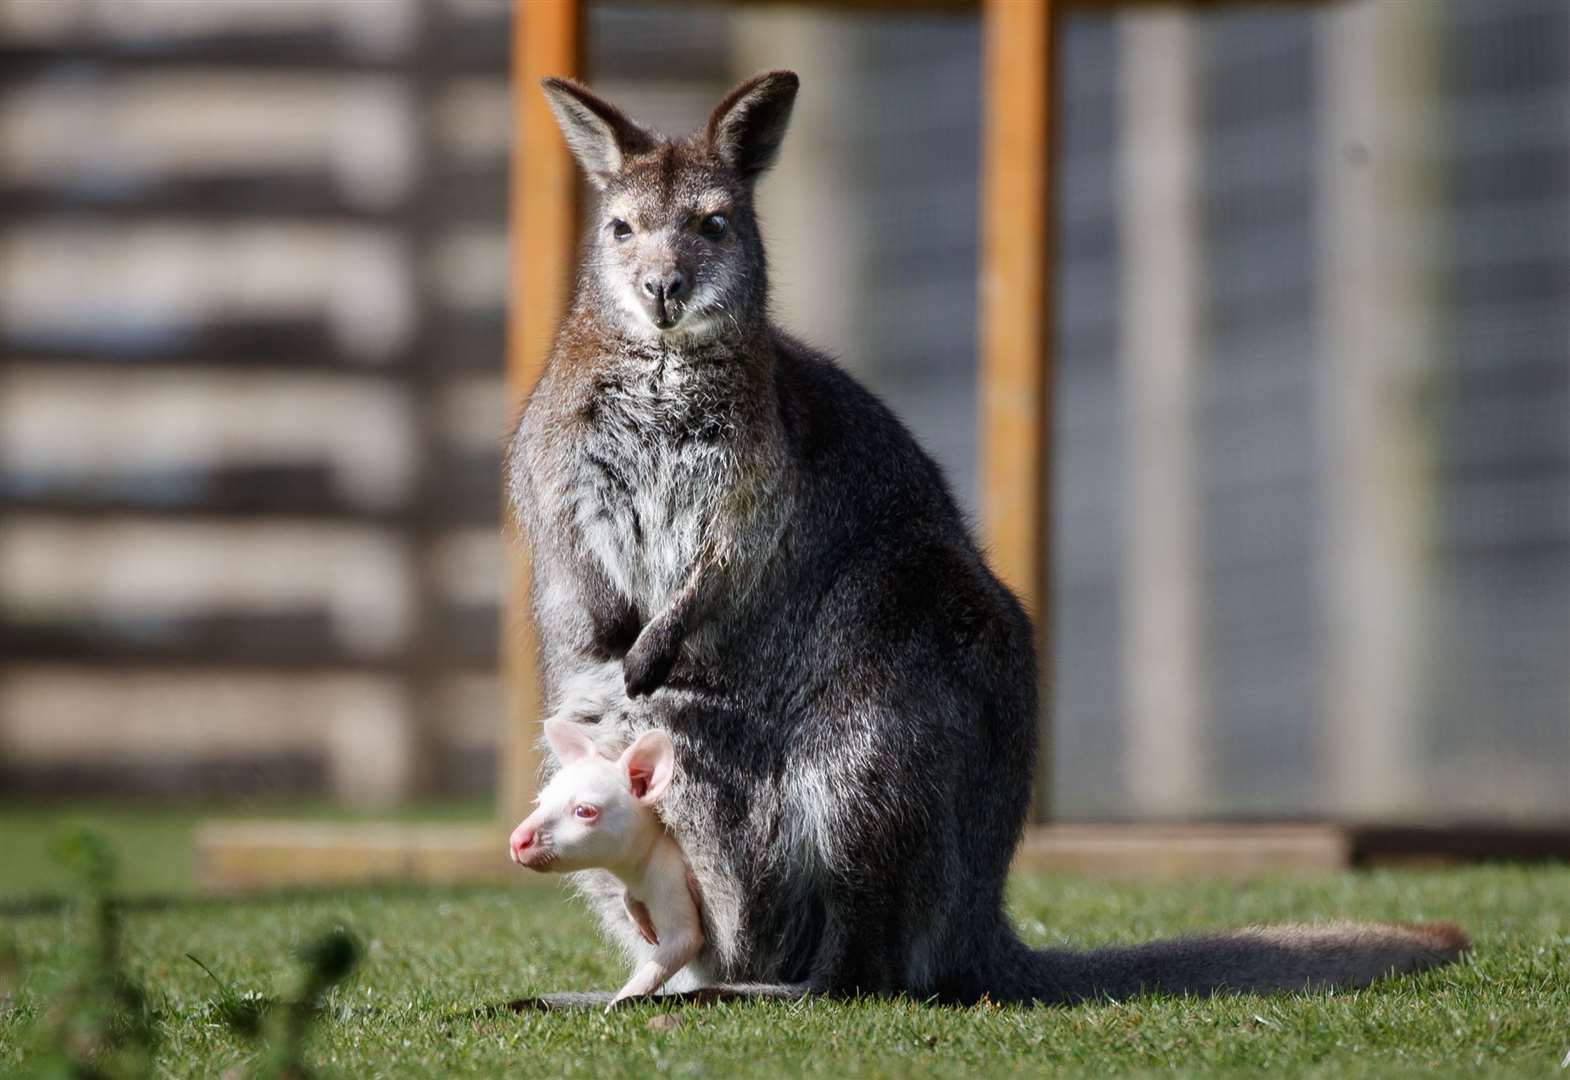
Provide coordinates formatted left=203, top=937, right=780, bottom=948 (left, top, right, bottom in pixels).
left=700, top=213, right=728, bottom=240
left=573, top=804, right=600, bottom=822
left=610, top=219, right=632, bottom=241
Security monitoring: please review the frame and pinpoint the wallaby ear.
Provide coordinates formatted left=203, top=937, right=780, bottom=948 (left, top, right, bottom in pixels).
left=705, top=70, right=799, bottom=178
left=543, top=717, right=597, bottom=765
left=618, top=730, right=675, bottom=806
left=540, top=77, right=656, bottom=188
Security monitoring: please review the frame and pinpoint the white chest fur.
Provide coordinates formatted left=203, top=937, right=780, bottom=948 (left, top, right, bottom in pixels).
left=568, top=368, right=736, bottom=617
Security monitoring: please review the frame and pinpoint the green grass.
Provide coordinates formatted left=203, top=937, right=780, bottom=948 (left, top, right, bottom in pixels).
left=2, top=807, right=1567, bottom=1078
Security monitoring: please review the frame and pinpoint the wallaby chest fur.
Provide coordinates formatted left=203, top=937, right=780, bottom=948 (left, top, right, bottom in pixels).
left=505, top=70, right=1468, bottom=1005
left=516, top=318, right=786, bottom=639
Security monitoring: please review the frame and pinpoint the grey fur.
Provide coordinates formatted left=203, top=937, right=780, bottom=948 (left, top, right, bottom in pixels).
left=506, top=71, right=1469, bottom=1004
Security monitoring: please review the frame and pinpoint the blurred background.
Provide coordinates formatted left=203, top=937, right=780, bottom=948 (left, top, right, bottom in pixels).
left=0, top=0, right=1566, bottom=835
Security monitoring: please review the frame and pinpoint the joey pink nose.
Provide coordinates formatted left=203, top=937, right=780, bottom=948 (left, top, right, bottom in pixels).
left=509, top=822, right=536, bottom=863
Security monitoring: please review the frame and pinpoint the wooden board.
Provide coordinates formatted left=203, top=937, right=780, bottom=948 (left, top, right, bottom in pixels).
left=197, top=817, right=1570, bottom=892
left=979, top=0, right=1057, bottom=819
left=194, top=821, right=516, bottom=892
left=500, top=0, right=582, bottom=827
left=1012, top=824, right=1350, bottom=880
left=640, top=0, right=1337, bottom=10
left=195, top=821, right=1352, bottom=892
left=494, top=0, right=1340, bottom=834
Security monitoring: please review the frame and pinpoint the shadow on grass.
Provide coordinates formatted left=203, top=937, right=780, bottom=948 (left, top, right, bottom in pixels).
left=493, top=984, right=812, bottom=1013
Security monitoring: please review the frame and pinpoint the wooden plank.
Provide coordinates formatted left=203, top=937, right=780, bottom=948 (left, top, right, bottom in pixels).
left=1, top=465, right=498, bottom=527
left=198, top=819, right=1570, bottom=891
left=648, top=0, right=1338, bottom=11
left=0, top=493, right=405, bottom=527
left=1349, top=824, right=1570, bottom=868
left=0, top=634, right=495, bottom=675
left=1013, top=824, right=1351, bottom=880
left=1, top=615, right=395, bottom=674
left=194, top=821, right=515, bottom=892
left=979, top=0, right=1057, bottom=820
left=699, top=0, right=976, bottom=10
left=193, top=821, right=1349, bottom=892
left=1061, top=0, right=1340, bottom=6
left=0, top=24, right=508, bottom=77
left=402, top=0, right=456, bottom=800
left=500, top=0, right=582, bottom=829
left=0, top=165, right=506, bottom=225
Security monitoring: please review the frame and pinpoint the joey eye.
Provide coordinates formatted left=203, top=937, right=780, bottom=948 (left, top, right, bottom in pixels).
left=610, top=219, right=632, bottom=241
left=699, top=213, right=728, bottom=240
left=573, top=804, right=600, bottom=822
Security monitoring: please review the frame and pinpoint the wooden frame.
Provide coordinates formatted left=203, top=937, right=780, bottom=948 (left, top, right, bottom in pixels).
left=500, top=0, right=582, bottom=827
left=978, top=0, right=1057, bottom=817
left=500, top=0, right=1335, bottom=828
left=195, top=816, right=1570, bottom=891
left=493, top=0, right=1353, bottom=846
left=504, top=0, right=1060, bottom=821
left=206, top=0, right=1456, bottom=889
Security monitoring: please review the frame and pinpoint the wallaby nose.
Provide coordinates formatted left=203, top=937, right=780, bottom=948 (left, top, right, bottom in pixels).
left=642, top=270, right=688, bottom=302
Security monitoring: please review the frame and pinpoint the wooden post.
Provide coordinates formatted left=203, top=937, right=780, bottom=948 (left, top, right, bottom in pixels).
left=399, top=0, right=449, bottom=803
left=1318, top=0, right=1438, bottom=817
left=1119, top=11, right=1207, bottom=816
left=979, top=0, right=1057, bottom=820
left=500, top=0, right=581, bottom=827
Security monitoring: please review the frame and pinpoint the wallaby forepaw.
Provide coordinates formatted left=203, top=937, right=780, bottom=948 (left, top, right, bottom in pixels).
left=623, top=640, right=677, bottom=697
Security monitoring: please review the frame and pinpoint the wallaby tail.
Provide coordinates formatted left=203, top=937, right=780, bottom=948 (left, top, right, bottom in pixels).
left=990, top=920, right=1470, bottom=1005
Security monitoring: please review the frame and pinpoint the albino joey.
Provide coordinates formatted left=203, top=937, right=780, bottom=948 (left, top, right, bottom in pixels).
left=510, top=720, right=703, bottom=1007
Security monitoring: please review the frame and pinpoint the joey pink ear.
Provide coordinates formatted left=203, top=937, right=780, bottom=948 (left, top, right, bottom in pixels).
left=543, top=717, right=597, bottom=765
left=540, top=77, right=656, bottom=187
left=705, top=70, right=799, bottom=178
left=618, top=730, right=675, bottom=805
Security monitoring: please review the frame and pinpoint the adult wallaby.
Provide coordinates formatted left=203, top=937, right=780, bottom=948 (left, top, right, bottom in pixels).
left=505, top=69, right=1468, bottom=1005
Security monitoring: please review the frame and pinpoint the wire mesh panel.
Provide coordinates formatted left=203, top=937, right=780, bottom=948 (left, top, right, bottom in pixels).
left=1424, top=0, right=1570, bottom=818
left=1197, top=10, right=1323, bottom=816
left=1052, top=0, right=1570, bottom=822
left=3, top=0, right=1565, bottom=823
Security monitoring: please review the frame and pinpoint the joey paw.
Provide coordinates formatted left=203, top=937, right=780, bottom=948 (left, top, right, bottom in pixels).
left=606, top=990, right=647, bottom=1013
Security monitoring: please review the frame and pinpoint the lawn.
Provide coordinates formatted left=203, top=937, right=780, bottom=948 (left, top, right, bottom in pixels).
left=2, top=805, right=1567, bottom=1078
